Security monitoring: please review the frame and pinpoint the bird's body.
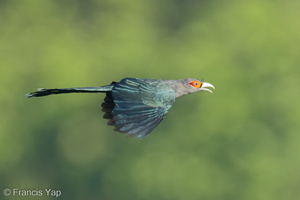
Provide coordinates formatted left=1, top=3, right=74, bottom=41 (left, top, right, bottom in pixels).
left=26, top=78, right=214, bottom=139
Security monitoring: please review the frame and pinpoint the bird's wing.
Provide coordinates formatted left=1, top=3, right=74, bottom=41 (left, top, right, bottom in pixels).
left=105, top=78, right=175, bottom=139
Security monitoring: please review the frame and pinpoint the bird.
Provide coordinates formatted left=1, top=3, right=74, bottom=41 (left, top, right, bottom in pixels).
left=26, top=78, right=215, bottom=139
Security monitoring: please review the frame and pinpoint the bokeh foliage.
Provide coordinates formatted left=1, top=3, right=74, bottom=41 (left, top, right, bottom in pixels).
left=1, top=0, right=300, bottom=199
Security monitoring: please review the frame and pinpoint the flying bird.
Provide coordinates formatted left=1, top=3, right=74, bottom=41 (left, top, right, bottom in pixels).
left=26, top=78, right=215, bottom=139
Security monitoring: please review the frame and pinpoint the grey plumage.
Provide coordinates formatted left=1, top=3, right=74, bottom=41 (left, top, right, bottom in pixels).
left=26, top=77, right=215, bottom=139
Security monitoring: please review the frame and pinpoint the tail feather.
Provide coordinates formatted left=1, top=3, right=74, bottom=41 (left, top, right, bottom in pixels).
left=26, top=85, right=113, bottom=98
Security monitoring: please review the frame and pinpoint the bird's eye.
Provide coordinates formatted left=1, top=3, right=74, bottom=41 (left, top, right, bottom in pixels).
left=189, top=80, right=202, bottom=88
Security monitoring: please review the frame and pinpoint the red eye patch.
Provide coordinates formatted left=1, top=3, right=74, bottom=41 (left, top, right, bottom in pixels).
left=189, top=80, right=202, bottom=88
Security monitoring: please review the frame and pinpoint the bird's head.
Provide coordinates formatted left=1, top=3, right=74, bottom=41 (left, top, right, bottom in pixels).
left=175, top=78, right=215, bottom=98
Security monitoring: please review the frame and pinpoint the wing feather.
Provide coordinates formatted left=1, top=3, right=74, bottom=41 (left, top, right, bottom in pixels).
left=101, top=78, right=175, bottom=139
left=127, top=116, right=164, bottom=139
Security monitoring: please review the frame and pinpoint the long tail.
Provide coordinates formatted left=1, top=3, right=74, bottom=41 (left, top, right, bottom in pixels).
left=26, top=85, right=113, bottom=98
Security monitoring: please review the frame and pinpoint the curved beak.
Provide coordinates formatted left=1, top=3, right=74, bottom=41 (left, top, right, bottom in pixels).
left=201, top=82, right=215, bottom=93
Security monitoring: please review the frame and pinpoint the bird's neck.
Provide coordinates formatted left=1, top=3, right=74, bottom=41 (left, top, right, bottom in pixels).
left=162, top=80, right=190, bottom=98
left=175, top=87, right=191, bottom=98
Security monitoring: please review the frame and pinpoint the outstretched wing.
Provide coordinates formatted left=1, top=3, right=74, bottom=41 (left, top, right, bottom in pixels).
left=101, top=78, right=175, bottom=139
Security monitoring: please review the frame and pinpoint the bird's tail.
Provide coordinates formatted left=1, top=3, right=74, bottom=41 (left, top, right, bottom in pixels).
left=26, top=85, right=113, bottom=98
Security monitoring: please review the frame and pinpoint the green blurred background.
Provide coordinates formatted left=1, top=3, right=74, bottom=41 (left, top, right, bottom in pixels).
left=1, top=0, right=300, bottom=199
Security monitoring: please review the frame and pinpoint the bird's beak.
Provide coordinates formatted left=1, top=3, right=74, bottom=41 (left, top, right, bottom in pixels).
left=201, top=82, right=215, bottom=93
